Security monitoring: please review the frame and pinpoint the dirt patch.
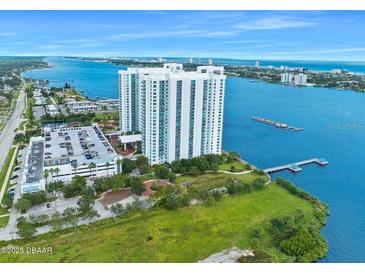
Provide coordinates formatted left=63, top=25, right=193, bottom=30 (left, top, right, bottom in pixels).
left=198, top=247, right=254, bottom=263
left=99, top=188, right=133, bottom=209
left=143, top=179, right=170, bottom=197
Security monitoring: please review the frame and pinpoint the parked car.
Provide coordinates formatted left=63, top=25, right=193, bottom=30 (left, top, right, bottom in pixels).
left=14, top=166, right=21, bottom=171
left=10, top=175, right=18, bottom=180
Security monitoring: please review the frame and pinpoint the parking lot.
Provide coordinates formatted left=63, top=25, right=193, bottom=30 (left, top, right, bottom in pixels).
left=7, top=144, right=28, bottom=201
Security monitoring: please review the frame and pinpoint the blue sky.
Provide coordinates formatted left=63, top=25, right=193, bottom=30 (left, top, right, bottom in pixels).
left=0, top=11, right=364, bottom=61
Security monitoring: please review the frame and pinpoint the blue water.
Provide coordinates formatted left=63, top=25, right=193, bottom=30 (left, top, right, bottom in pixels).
left=170, top=57, right=365, bottom=74
left=23, top=57, right=124, bottom=99
left=22, top=57, right=365, bottom=262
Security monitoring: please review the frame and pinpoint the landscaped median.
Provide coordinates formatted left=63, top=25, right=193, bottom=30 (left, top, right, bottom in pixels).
left=0, top=147, right=16, bottom=198
left=0, top=175, right=328, bottom=263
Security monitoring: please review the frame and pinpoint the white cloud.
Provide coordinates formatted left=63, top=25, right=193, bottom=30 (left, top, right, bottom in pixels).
left=0, top=32, right=17, bottom=37
left=271, top=47, right=365, bottom=56
left=235, top=16, right=316, bottom=31
left=108, top=29, right=236, bottom=41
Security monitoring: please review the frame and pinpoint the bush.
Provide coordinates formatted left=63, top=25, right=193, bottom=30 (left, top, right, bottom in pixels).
left=280, top=228, right=328, bottom=262
left=251, top=237, right=259, bottom=248
left=252, top=178, right=266, bottom=190
left=154, top=164, right=170, bottom=179
left=156, top=185, right=190, bottom=210
left=47, top=180, right=65, bottom=193
left=93, top=174, right=126, bottom=194
left=22, top=191, right=47, bottom=206
left=252, top=225, right=264, bottom=239
left=129, top=177, right=145, bottom=196
left=63, top=176, right=87, bottom=198
left=15, top=197, right=31, bottom=213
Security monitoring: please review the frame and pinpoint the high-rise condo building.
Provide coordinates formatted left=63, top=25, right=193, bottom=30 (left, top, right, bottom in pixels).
left=294, top=73, right=308, bottom=86
left=118, top=63, right=226, bottom=164
left=281, top=72, right=294, bottom=83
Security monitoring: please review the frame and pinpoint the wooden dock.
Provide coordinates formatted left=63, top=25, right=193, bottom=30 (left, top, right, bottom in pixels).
left=264, top=158, right=328, bottom=174
left=251, top=116, right=303, bottom=132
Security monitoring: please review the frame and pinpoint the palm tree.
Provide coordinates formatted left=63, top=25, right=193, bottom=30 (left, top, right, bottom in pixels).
left=105, top=162, right=110, bottom=176
left=43, top=169, right=49, bottom=185
left=54, top=167, right=60, bottom=181
left=49, top=168, right=54, bottom=183
left=71, top=160, right=78, bottom=176
left=88, top=162, right=96, bottom=177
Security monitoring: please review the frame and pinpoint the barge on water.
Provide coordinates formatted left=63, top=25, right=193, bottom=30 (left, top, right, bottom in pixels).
left=251, top=116, right=303, bottom=132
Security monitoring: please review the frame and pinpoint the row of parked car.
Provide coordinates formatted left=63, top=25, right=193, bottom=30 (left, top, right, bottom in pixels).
left=7, top=150, right=24, bottom=198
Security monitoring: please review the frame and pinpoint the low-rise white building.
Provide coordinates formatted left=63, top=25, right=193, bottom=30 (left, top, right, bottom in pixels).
left=67, top=99, right=119, bottom=114
left=21, top=124, right=122, bottom=193
left=21, top=137, right=46, bottom=193
left=46, top=104, right=59, bottom=116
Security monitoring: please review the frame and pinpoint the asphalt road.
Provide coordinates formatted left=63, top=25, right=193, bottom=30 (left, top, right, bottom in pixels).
left=0, top=85, right=26, bottom=176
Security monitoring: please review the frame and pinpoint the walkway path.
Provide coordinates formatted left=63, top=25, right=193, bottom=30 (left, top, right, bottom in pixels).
left=219, top=169, right=253, bottom=175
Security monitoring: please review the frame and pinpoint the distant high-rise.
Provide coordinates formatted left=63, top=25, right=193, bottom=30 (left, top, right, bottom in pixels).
left=208, top=58, right=213, bottom=65
left=119, top=63, right=226, bottom=164
left=255, top=61, right=260, bottom=68
left=188, top=57, right=193, bottom=64
left=281, top=72, right=294, bottom=83
left=294, top=73, right=307, bottom=86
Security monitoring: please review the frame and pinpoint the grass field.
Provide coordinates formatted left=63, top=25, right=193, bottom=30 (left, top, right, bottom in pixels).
left=0, top=183, right=316, bottom=263
left=176, top=171, right=268, bottom=193
left=93, top=111, right=119, bottom=122
left=0, top=147, right=16, bottom=196
left=0, top=207, right=8, bottom=215
left=0, top=215, right=9, bottom=229
left=218, top=160, right=250, bottom=172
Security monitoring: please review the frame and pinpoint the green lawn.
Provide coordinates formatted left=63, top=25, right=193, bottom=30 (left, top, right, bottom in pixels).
left=93, top=111, right=119, bottom=122
left=0, top=215, right=9, bottom=229
left=176, top=171, right=268, bottom=193
left=0, top=184, right=316, bottom=263
left=218, top=160, right=250, bottom=172
left=0, top=207, right=8, bottom=215
left=0, top=147, right=16, bottom=197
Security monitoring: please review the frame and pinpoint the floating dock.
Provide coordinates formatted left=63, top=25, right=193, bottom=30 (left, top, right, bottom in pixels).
left=251, top=116, right=303, bottom=132
left=264, top=158, right=328, bottom=174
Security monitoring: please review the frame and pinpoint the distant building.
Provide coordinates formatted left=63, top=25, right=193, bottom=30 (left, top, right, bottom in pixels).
left=255, top=61, right=260, bottom=68
left=332, top=69, right=342, bottom=74
left=33, top=89, right=47, bottom=106
left=294, top=74, right=308, bottom=86
left=208, top=58, right=213, bottom=65
left=281, top=72, right=294, bottom=83
left=118, top=63, right=225, bottom=164
left=46, top=104, right=59, bottom=116
left=67, top=99, right=119, bottom=114
left=188, top=57, right=193, bottom=64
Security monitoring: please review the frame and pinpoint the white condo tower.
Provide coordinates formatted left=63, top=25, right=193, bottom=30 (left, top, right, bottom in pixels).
left=119, top=63, right=226, bottom=164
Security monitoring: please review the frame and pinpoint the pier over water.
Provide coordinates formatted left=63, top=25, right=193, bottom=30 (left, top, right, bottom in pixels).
left=252, top=116, right=303, bottom=132
left=264, top=158, right=328, bottom=174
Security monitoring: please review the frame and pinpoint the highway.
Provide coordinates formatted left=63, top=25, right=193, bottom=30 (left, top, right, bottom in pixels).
left=0, top=83, right=26, bottom=177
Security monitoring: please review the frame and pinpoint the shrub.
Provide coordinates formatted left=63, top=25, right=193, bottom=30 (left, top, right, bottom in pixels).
left=252, top=178, right=266, bottom=190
